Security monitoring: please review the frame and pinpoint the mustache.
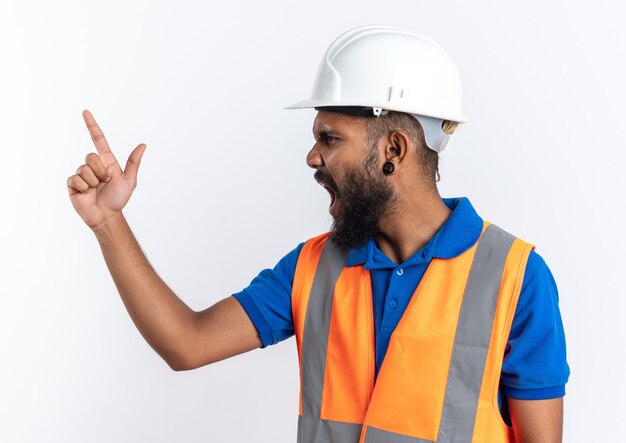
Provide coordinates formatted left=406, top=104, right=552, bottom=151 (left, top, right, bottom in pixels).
left=314, top=170, right=340, bottom=194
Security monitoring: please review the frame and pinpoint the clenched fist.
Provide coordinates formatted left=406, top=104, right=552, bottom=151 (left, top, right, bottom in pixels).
left=67, top=110, right=146, bottom=229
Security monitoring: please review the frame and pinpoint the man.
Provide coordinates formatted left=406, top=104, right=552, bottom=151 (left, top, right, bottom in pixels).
left=67, top=26, right=568, bottom=442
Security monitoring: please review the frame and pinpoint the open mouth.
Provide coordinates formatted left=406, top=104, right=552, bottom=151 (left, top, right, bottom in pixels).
left=320, top=183, right=336, bottom=209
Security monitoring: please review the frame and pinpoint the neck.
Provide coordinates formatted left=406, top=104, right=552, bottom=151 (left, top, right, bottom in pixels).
left=375, top=189, right=451, bottom=265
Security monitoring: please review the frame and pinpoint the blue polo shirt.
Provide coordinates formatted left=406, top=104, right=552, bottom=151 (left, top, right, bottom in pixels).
left=233, top=197, right=569, bottom=422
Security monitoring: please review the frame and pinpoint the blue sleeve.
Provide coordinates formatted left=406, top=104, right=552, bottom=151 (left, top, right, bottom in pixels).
left=231, top=242, right=305, bottom=348
left=500, top=250, right=570, bottom=399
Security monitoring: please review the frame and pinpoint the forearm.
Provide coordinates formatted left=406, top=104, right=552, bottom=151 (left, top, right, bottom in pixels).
left=92, top=212, right=197, bottom=369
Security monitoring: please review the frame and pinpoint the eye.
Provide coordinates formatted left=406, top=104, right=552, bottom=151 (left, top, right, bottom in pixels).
left=313, top=132, right=340, bottom=146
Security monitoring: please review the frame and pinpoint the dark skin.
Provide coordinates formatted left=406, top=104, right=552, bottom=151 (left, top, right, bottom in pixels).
left=309, top=110, right=452, bottom=263
left=68, top=109, right=562, bottom=443
left=310, top=110, right=563, bottom=442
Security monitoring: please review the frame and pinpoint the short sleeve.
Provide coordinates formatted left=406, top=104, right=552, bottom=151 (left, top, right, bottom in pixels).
left=232, top=242, right=305, bottom=348
left=501, top=250, right=570, bottom=399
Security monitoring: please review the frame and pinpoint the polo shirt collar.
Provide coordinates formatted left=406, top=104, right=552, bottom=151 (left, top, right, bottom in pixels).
left=346, top=197, right=483, bottom=269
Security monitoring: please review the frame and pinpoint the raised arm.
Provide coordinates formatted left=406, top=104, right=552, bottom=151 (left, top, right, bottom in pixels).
left=67, top=110, right=261, bottom=371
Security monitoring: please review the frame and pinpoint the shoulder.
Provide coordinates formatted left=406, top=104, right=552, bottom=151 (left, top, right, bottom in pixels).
left=517, top=248, right=561, bottom=317
left=294, top=231, right=334, bottom=264
left=231, top=239, right=311, bottom=347
left=483, top=222, right=533, bottom=247
left=522, top=250, right=557, bottom=294
left=302, top=231, right=333, bottom=250
left=482, top=223, right=556, bottom=300
left=255, top=231, right=333, bottom=282
left=481, top=222, right=560, bottom=328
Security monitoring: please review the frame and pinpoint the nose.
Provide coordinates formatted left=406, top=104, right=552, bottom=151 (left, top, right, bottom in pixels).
left=306, top=144, right=324, bottom=169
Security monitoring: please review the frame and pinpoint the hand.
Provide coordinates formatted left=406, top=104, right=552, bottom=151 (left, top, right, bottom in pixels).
left=67, top=110, right=147, bottom=229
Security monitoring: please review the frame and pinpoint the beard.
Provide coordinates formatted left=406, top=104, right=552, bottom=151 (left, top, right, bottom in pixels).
left=316, top=148, right=397, bottom=253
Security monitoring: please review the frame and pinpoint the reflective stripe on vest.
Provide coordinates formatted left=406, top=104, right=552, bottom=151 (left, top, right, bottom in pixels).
left=293, top=223, right=534, bottom=443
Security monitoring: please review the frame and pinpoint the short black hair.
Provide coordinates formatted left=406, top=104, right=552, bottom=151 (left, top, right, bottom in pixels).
left=365, top=112, right=440, bottom=191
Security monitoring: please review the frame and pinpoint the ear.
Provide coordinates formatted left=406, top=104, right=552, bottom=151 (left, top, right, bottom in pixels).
left=384, top=131, right=411, bottom=163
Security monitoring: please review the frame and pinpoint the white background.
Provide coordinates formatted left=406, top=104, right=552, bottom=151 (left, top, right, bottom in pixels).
left=1, top=0, right=624, bottom=441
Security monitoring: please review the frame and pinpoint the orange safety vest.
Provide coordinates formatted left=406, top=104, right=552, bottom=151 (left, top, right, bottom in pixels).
left=291, top=222, right=534, bottom=443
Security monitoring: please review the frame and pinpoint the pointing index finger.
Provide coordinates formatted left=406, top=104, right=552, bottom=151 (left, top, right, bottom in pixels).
left=82, top=109, right=113, bottom=157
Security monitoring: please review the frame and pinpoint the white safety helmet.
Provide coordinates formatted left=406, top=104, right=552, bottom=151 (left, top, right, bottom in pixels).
left=285, top=25, right=466, bottom=153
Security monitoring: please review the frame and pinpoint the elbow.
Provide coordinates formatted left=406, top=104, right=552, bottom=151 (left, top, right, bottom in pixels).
left=157, top=318, right=220, bottom=371
left=163, top=349, right=212, bottom=372
left=160, top=347, right=198, bottom=372
left=167, top=358, right=192, bottom=372
left=167, top=354, right=219, bottom=372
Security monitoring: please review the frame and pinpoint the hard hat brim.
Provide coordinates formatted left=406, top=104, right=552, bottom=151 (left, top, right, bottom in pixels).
left=284, top=99, right=466, bottom=123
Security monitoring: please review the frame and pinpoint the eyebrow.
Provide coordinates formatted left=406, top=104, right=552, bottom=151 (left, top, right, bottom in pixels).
left=312, top=128, right=342, bottom=138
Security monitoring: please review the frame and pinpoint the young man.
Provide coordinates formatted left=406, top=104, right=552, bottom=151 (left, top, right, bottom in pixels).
left=67, top=26, right=568, bottom=442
